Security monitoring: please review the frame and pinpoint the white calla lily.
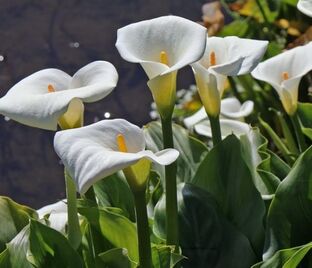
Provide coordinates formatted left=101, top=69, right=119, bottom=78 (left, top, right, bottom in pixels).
left=37, top=200, right=68, bottom=233
left=191, top=37, right=268, bottom=116
left=54, top=119, right=179, bottom=194
left=0, top=61, right=118, bottom=130
left=298, top=0, right=312, bottom=17
left=194, top=118, right=251, bottom=139
left=251, top=42, right=312, bottom=115
left=116, top=15, right=207, bottom=119
left=184, top=97, right=254, bottom=129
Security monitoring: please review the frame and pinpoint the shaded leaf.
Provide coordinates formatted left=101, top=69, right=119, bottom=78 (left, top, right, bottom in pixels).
left=192, top=135, right=265, bottom=257
left=264, top=146, right=312, bottom=259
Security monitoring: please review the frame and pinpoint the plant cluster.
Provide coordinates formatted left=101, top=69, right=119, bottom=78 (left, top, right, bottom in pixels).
left=0, top=0, right=312, bottom=267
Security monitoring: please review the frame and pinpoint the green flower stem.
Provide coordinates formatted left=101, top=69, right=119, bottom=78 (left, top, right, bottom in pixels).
left=208, top=114, right=222, bottom=146
left=290, top=112, right=307, bottom=153
left=160, top=116, right=179, bottom=250
left=64, top=169, right=81, bottom=249
left=133, top=188, right=152, bottom=268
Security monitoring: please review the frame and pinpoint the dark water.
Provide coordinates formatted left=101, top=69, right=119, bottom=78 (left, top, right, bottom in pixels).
left=0, top=0, right=205, bottom=208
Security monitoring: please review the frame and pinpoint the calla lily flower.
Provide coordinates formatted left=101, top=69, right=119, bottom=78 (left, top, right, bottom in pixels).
left=298, top=0, right=312, bottom=17
left=54, top=119, right=179, bottom=194
left=184, top=97, right=254, bottom=129
left=194, top=118, right=251, bottom=139
left=37, top=200, right=68, bottom=233
left=116, top=15, right=207, bottom=119
left=0, top=61, right=118, bottom=130
left=191, top=37, right=268, bottom=116
left=251, top=42, right=312, bottom=115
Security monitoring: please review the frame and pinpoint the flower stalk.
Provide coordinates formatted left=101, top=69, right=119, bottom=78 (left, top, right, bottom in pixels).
left=208, top=114, right=222, bottom=145
left=161, top=116, right=179, bottom=250
left=133, top=188, right=152, bottom=268
left=64, top=169, right=81, bottom=249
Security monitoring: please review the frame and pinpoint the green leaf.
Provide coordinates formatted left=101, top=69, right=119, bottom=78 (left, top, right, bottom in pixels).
left=298, top=102, right=312, bottom=141
left=264, top=146, right=312, bottom=259
left=93, top=172, right=135, bottom=221
left=192, top=135, right=265, bottom=257
left=217, top=20, right=249, bottom=37
left=28, top=219, right=83, bottom=268
left=0, top=197, right=37, bottom=252
left=151, top=245, right=184, bottom=268
left=298, top=102, right=312, bottom=128
left=0, top=225, right=33, bottom=268
left=143, top=121, right=208, bottom=184
left=154, top=183, right=258, bottom=267
left=240, top=128, right=283, bottom=196
left=78, top=206, right=139, bottom=262
left=97, top=248, right=135, bottom=268
left=252, top=242, right=312, bottom=268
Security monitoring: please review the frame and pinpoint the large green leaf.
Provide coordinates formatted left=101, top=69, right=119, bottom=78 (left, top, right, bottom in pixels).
left=28, top=219, right=83, bottom=268
left=0, top=226, right=33, bottom=268
left=78, top=206, right=139, bottom=262
left=264, top=146, right=312, bottom=259
left=154, top=183, right=257, bottom=267
left=240, top=128, right=286, bottom=197
left=252, top=242, right=312, bottom=268
left=192, top=135, right=265, bottom=257
left=93, top=172, right=135, bottom=221
left=143, top=121, right=208, bottom=184
left=0, top=197, right=37, bottom=252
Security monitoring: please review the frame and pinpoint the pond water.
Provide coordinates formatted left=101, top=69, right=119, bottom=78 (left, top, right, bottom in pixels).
left=0, top=0, right=206, bottom=208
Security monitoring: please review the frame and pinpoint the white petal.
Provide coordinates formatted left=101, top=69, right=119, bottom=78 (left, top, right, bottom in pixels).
left=220, top=98, right=254, bottom=119
left=183, top=107, right=206, bottom=129
left=195, top=119, right=251, bottom=139
left=251, top=42, right=312, bottom=87
left=298, top=0, right=312, bottom=17
left=54, top=119, right=179, bottom=194
left=0, top=61, right=118, bottom=130
left=116, top=15, right=207, bottom=78
left=37, top=200, right=68, bottom=233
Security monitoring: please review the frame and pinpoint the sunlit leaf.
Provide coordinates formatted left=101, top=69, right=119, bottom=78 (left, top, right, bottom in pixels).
left=0, top=197, right=37, bottom=252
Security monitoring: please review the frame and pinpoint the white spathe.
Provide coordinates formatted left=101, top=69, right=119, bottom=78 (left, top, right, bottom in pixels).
left=251, top=42, right=312, bottom=115
left=298, top=0, right=312, bottom=17
left=184, top=97, right=254, bottom=129
left=0, top=61, right=118, bottom=130
left=195, top=119, right=251, bottom=139
left=192, top=36, right=268, bottom=95
left=116, top=16, right=207, bottom=119
left=54, top=119, right=179, bottom=194
left=116, top=15, right=207, bottom=79
left=37, top=200, right=68, bottom=233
